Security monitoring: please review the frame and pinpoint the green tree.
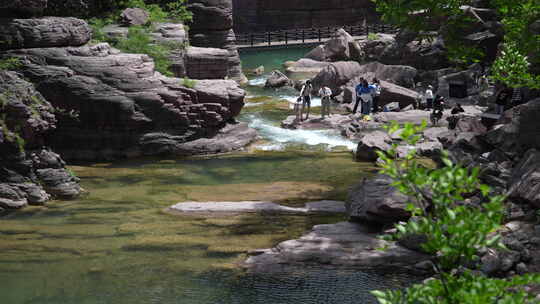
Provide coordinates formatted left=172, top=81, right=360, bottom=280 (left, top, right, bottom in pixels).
left=372, top=0, right=540, bottom=88
left=371, top=121, right=540, bottom=303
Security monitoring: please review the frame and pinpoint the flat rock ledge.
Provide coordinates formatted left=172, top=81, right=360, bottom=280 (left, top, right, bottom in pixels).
left=242, top=222, right=431, bottom=272
left=167, top=200, right=346, bottom=215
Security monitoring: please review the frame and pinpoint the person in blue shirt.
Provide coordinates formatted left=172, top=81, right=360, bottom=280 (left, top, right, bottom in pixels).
left=353, top=78, right=375, bottom=115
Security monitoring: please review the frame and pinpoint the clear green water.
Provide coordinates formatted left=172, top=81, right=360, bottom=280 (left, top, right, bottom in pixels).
left=0, top=47, right=417, bottom=304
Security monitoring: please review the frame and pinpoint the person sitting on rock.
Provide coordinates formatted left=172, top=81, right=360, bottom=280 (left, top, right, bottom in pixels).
left=433, top=94, right=445, bottom=112
left=353, top=78, right=375, bottom=116
left=300, top=80, right=313, bottom=121
left=371, top=78, right=381, bottom=113
left=451, top=103, right=465, bottom=115
left=495, top=86, right=511, bottom=115
left=318, top=85, right=333, bottom=119
left=448, top=103, right=465, bottom=129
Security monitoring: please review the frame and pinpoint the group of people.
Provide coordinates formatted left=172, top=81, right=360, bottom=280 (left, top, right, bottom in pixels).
left=293, top=80, right=333, bottom=121
left=352, top=78, right=381, bottom=116
left=292, top=77, right=382, bottom=122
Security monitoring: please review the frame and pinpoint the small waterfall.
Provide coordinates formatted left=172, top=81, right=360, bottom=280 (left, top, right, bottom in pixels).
left=245, top=113, right=357, bottom=151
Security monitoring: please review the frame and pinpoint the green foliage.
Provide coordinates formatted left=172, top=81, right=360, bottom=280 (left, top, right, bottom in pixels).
left=167, top=0, right=193, bottom=23
left=373, top=271, right=540, bottom=304
left=367, top=33, right=379, bottom=41
left=371, top=121, right=540, bottom=303
left=491, top=42, right=540, bottom=89
left=115, top=26, right=173, bottom=76
left=0, top=57, right=22, bottom=71
left=88, top=17, right=115, bottom=43
left=182, top=77, right=197, bottom=88
left=372, top=0, right=539, bottom=88
left=0, top=118, right=25, bottom=153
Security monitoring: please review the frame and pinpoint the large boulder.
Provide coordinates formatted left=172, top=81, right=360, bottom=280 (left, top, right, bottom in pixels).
left=0, top=71, right=82, bottom=209
left=342, top=78, right=421, bottom=109
left=150, top=23, right=188, bottom=45
left=481, top=98, right=540, bottom=156
left=185, top=46, right=230, bottom=80
left=360, top=31, right=449, bottom=70
left=508, top=149, right=540, bottom=208
left=0, top=17, right=92, bottom=50
left=347, top=175, right=412, bottom=224
left=188, top=0, right=246, bottom=83
left=243, top=222, right=429, bottom=272
left=312, top=61, right=419, bottom=97
left=265, top=70, right=292, bottom=88
left=311, top=61, right=362, bottom=95
left=4, top=39, right=250, bottom=160
left=356, top=62, right=418, bottom=88
left=120, top=8, right=150, bottom=26
left=305, top=29, right=362, bottom=62
left=355, top=131, right=392, bottom=162
left=284, top=58, right=331, bottom=74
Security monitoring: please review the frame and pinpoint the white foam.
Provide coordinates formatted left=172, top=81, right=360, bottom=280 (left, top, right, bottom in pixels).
left=246, top=114, right=356, bottom=151
left=248, top=76, right=267, bottom=86
left=244, top=102, right=265, bottom=107
left=280, top=95, right=322, bottom=107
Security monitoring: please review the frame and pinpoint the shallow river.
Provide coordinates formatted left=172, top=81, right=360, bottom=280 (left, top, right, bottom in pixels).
left=0, top=47, right=417, bottom=304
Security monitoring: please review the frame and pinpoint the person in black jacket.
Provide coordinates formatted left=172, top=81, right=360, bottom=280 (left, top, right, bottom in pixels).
left=495, top=87, right=511, bottom=114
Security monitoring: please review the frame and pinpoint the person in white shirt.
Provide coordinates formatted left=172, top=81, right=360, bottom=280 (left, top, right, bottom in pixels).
left=371, top=78, right=381, bottom=113
left=318, top=86, right=332, bottom=119
left=299, top=80, right=313, bottom=121
left=425, top=85, right=434, bottom=110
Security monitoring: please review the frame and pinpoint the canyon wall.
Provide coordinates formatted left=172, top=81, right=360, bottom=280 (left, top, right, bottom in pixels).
left=232, top=0, right=378, bottom=33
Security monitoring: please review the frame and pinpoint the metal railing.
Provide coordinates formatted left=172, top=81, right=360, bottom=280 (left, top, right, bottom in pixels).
left=236, top=24, right=397, bottom=47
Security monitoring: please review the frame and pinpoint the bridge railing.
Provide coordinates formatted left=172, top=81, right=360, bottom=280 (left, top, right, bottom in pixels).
left=236, top=24, right=398, bottom=47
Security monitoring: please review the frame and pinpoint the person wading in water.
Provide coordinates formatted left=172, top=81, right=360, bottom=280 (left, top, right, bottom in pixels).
left=300, top=80, right=313, bottom=121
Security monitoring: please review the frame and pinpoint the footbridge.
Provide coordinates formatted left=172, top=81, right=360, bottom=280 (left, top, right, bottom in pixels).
left=236, top=24, right=398, bottom=50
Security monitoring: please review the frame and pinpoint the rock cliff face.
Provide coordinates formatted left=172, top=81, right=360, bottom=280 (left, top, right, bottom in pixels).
left=0, top=71, right=82, bottom=211
left=188, top=0, right=247, bottom=83
left=2, top=17, right=254, bottom=160
left=232, top=0, right=378, bottom=32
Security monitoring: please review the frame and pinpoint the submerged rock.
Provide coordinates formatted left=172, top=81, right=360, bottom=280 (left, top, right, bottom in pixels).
left=168, top=200, right=346, bottom=215
left=243, top=221, right=430, bottom=271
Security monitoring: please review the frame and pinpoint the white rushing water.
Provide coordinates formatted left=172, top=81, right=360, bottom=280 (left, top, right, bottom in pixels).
left=279, top=95, right=322, bottom=107
left=248, top=76, right=267, bottom=86
left=245, top=114, right=357, bottom=151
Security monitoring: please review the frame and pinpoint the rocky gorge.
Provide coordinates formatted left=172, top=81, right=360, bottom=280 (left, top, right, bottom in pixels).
left=0, top=0, right=539, bottom=302
left=0, top=0, right=256, bottom=211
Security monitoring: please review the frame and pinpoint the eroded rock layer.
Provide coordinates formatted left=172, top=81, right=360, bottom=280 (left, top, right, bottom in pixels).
left=2, top=17, right=254, bottom=160
left=188, top=0, right=247, bottom=83
left=0, top=71, right=82, bottom=210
